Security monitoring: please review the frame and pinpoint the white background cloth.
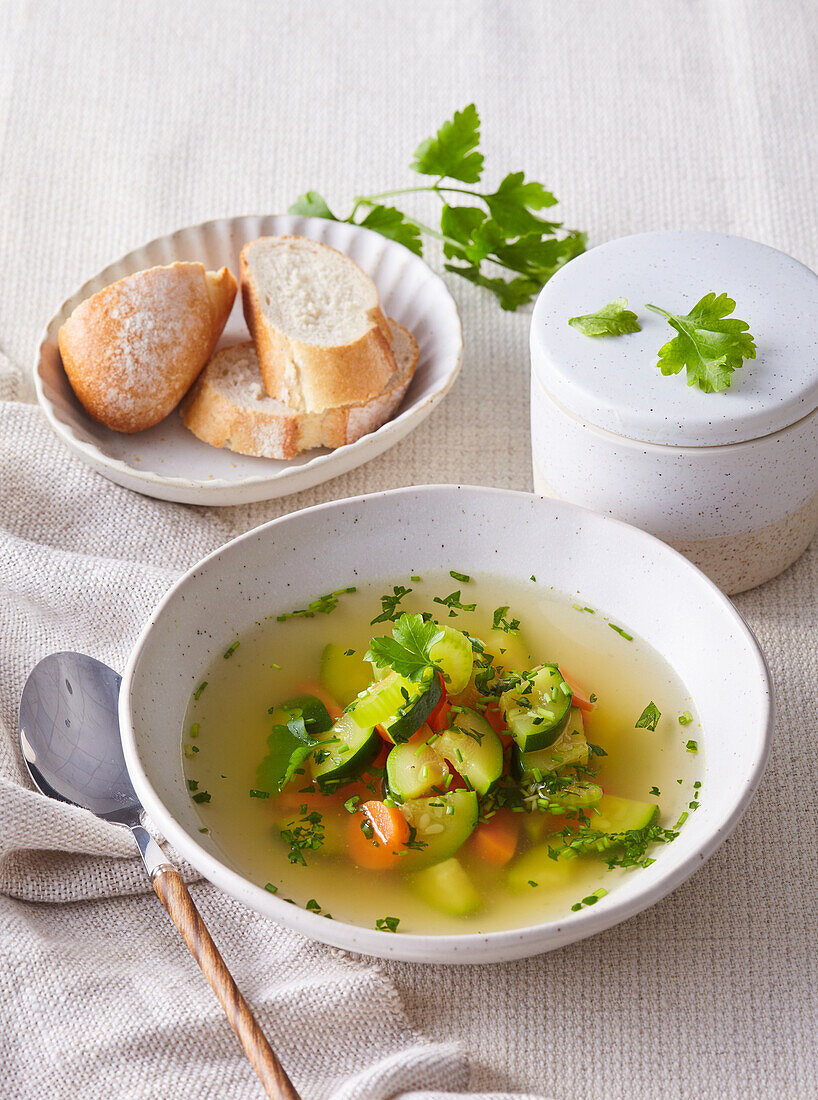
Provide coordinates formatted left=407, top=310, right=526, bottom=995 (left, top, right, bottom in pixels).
left=1, top=1, right=816, bottom=1097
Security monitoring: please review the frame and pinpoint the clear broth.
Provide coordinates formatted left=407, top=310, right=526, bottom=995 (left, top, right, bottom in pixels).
left=183, top=573, right=701, bottom=935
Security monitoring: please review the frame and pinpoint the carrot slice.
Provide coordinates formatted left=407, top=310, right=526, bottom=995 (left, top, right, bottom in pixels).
left=346, top=800, right=409, bottom=870
left=559, top=668, right=596, bottom=713
left=472, top=810, right=519, bottom=866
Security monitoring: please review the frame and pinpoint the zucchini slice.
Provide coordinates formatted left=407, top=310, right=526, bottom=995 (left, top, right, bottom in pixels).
left=320, top=644, right=372, bottom=708
left=501, top=664, right=572, bottom=752
left=573, top=794, right=660, bottom=854
left=400, top=789, right=479, bottom=869
left=381, top=673, right=442, bottom=744
left=310, top=712, right=380, bottom=791
left=506, top=838, right=580, bottom=892
left=516, top=707, right=589, bottom=776
left=429, top=625, right=474, bottom=695
left=385, top=741, right=448, bottom=802
left=410, top=857, right=480, bottom=916
left=432, top=708, right=503, bottom=795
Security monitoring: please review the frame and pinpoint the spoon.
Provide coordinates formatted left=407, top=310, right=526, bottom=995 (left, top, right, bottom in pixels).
left=19, top=651, right=301, bottom=1100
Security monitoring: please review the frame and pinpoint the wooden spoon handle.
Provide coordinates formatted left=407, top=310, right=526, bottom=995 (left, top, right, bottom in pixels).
left=152, top=866, right=301, bottom=1099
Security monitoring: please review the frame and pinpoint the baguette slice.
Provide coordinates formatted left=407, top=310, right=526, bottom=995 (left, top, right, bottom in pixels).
left=241, top=235, right=396, bottom=414
left=58, top=262, right=237, bottom=433
left=181, top=319, right=418, bottom=460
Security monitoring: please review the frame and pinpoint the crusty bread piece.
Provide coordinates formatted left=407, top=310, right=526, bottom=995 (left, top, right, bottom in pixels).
left=58, top=262, right=237, bottom=433
left=181, top=319, right=418, bottom=460
left=240, top=235, right=396, bottom=414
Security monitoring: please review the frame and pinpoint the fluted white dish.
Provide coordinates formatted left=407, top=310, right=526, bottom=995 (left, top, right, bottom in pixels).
left=35, top=215, right=463, bottom=505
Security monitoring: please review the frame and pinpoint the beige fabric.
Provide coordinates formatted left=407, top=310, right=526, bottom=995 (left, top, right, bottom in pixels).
left=1, top=1, right=816, bottom=1097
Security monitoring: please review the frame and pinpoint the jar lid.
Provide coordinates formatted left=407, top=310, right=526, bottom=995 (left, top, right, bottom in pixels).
left=530, top=231, right=818, bottom=446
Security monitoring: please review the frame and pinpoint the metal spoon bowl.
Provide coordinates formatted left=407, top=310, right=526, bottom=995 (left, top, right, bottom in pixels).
left=19, top=651, right=300, bottom=1100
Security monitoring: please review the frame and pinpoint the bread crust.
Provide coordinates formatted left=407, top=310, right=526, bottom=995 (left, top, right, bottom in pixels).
left=181, top=322, right=418, bottom=460
left=58, top=262, right=236, bottom=433
left=240, top=236, right=396, bottom=414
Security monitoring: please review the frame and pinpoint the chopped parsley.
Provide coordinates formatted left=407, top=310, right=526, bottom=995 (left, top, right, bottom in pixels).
left=187, top=779, right=198, bottom=791
left=198, top=827, right=209, bottom=834
left=433, top=590, right=476, bottom=616
left=249, top=789, right=270, bottom=799
left=183, top=744, right=198, bottom=758
left=449, top=570, right=471, bottom=583
left=305, top=899, right=322, bottom=912
left=277, top=587, right=357, bottom=621
left=635, top=701, right=661, bottom=731
left=650, top=786, right=661, bottom=797
left=375, top=916, right=401, bottom=933
left=570, top=887, right=608, bottom=911
left=371, top=585, right=413, bottom=624
left=491, top=605, right=521, bottom=633
left=280, top=810, right=325, bottom=866
left=192, top=790, right=211, bottom=804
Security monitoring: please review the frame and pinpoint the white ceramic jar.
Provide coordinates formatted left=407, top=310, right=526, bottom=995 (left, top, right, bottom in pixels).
left=530, top=231, right=818, bottom=594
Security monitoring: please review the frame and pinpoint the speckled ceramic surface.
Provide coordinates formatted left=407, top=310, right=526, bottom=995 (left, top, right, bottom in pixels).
left=529, top=231, right=818, bottom=592
left=119, top=486, right=773, bottom=964
left=531, top=230, right=818, bottom=447
left=35, top=215, right=463, bottom=505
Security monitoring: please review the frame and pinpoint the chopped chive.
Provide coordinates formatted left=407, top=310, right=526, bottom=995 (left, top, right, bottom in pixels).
left=343, top=796, right=360, bottom=813
left=410, top=575, right=422, bottom=583
left=271, top=662, right=282, bottom=670
left=183, top=744, right=198, bottom=758
left=249, top=789, right=270, bottom=799
left=609, top=624, right=633, bottom=641
left=198, top=827, right=210, bottom=834
left=674, top=811, right=689, bottom=828
left=223, top=641, right=240, bottom=658
left=685, top=739, right=698, bottom=753
left=528, top=880, right=538, bottom=887
left=193, top=681, right=208, bottom=699
left=264, top=882, right=277, bottom=893
left=343, top=649, right=355, bottom=656
left=678, top=711, right=693, bottom=725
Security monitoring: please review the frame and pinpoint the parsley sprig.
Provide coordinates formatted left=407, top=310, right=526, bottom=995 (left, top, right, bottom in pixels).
left=646, top=294, right=756, bottom=393
left=290, top=104, right=586, bottom=311
left=366, top=613, right=444, bottom=683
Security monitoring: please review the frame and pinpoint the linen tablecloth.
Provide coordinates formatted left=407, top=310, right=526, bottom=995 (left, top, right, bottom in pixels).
left=1, top=2, right=816, bottom=1097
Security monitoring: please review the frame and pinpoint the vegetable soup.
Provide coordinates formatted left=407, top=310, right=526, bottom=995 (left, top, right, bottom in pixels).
left=183, top=572, right=701, bottom=935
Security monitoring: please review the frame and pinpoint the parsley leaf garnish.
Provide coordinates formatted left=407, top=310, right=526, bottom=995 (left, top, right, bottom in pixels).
left=412, top=103, right=483, bottom=182
left=569, top=297, right=641, bottom=337
left=635, top=701, right=661, bottom=731
left=366, top=613, right=445, bottom=683
left=646, top=294, right=756, bottom=393
left=375, top=916, right=401, bottom=933
left=289, top=104, right=585, bottom=311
